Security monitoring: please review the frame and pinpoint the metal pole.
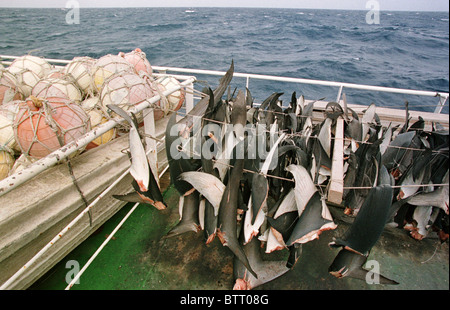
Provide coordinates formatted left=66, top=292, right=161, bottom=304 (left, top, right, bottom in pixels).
left=336, top=85, right=344, bottom=103
left=185, top=82, right=194, bottom=113
left=2, top=55, right=447, bottom=100
left=65, top=202, right=140, bottom=290
left=434, top=95, right=449, bottom=114
left=0, top=142, right=168, bottom=290
left=0, top=167, right=131, bottom=290
left=151, top=65, right=448, bottom=99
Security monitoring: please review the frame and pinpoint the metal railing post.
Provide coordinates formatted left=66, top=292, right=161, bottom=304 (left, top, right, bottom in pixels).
left=336, top=85, right=344, bottom=102
left=245, top=76, right=250, bottom=102
left=434, top=95, right=448, bottom=114
left=185, top=82, right=194, bottom=113
left=143, top=108, right=159, bottom=186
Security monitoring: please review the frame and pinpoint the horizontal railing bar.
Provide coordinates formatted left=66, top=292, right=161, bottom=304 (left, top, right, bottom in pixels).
left=153, top=65, right=448, bottom=99
left=1, top=55, right=447, bottom=99
left=0, top=55, right=71, bottom=65
left=0, top=54, right=70, bottom=63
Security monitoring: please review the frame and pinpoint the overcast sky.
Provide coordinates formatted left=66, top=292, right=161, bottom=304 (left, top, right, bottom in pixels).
left=1, top=0, right=449, bottom=11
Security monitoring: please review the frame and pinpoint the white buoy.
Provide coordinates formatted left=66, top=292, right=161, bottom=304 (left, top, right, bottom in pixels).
left=81, top=96, right=116, bottom=149
left=7, top=55, right=52, bottom=97
left=91, top=54, right=134, bottom=92
left=64, top=56, right=96, bottom=95
left=100, top=72, right=154, bottom=120
left=31, top=77, right=82, bottom=103
left=0, top=68, right=22, bottom=104
left=156, top=76, right=185, bottom=112
left=0, top=149, right=15, bottom=181
left=0, top=100, right=20, bottom=152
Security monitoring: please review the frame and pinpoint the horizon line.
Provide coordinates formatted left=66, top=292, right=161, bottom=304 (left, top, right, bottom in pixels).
left=0, top=6, right=449, bottom=12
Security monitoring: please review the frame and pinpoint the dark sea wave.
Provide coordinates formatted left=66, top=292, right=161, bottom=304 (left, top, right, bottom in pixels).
left=0, top=7, right=448, bottom=113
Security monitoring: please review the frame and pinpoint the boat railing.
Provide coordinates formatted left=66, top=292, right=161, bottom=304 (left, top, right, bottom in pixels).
left=2, top=55, right=448, bottom=113
left=151, top=65, right=449, bottom=114
left=1, top=54, right=449, bottom=197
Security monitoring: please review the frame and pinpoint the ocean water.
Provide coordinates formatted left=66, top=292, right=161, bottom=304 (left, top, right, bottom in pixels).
left=0, top=7, right=448, bottom=113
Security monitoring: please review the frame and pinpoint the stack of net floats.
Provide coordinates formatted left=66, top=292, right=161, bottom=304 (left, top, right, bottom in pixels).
left=0, top=49, right=186, bottom=181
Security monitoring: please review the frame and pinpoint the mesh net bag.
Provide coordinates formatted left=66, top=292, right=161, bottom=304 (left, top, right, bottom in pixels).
left=6, top=67, right=40, bottom=98
left=7, top=55, right=52, bottom=97
left=91, top=54, right=135, bottom=92
left=100, top=72, right=157, bottom=121
left=0, top=68, right=23, bottom=104
left=0, top=100, right=21, bottom=153
left=13, top=96, right=91, bottom=159
left=81, top=96, right=116, bottom=149
left=8, top=55, right=52, bottom=78
left=46, top=67, right=66, bottom=79
left=145, top=78, right=169, bottom=121
left=119, top=48, right=153, bottom=76
left=155, top=76, right=185, bottom=112
left=31, top=77, right=82, bottom=104
left=0, top=73, right=17, bottom=173
left=64, top=56, right=96, bottom=95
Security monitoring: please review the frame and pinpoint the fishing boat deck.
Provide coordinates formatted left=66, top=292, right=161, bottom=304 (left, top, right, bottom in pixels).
left=29, top=176, right=449, bottom=290
left=28, top=102, right=450, bottom=291
left=0, top=56, right=448, bottom=290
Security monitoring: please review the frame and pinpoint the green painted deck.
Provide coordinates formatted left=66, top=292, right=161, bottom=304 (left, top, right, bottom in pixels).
left=29, top=173, right=449, bottom=291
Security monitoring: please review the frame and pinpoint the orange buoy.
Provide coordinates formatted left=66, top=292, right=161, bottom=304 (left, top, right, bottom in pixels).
left=120, top=48, right=153, bottom=76
left=13, top=96, right=90, bottom=159
left=0, top=68, right=23, bottom=104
